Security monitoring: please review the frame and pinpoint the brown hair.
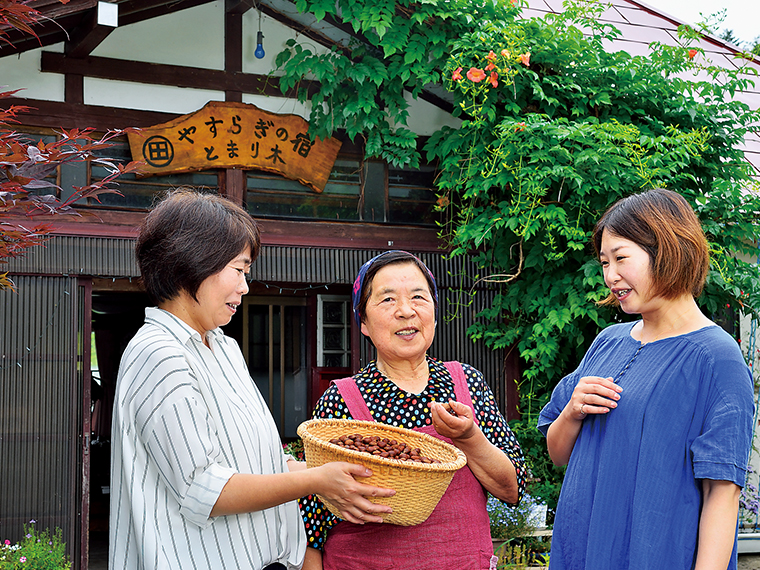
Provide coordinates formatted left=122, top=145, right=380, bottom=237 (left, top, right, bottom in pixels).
left=592, top=188, right=709, bottom=306
left=136, top=189, right=260, bottom=304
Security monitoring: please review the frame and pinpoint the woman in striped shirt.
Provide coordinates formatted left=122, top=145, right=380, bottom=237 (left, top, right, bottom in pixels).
left=109, top=189, right=394, bottom=570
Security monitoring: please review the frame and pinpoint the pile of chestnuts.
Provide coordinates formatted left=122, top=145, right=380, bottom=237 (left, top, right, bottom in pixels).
left=328, top=434, right=442, bottom=464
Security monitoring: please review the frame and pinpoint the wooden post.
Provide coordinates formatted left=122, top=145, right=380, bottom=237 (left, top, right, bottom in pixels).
left=220, top=168, right=245, bottom=206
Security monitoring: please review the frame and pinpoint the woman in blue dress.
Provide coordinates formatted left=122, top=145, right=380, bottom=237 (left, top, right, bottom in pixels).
left=538, top=188, right=754, bottom=570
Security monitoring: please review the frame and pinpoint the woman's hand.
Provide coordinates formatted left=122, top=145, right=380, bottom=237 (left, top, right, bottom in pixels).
left=431, top=400, right=519, bottom=503
left=430, top=400, right=476, bottom=441
left=545, top=375, right=622, bottom=466
left=209, top=461, right=394, bottom=520
left=568, top=375, right=622, bottom=420
left=311, top=462, right=395, bottom=525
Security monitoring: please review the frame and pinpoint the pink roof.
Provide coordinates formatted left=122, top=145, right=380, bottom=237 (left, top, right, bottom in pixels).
left=524, top=0, right=760, bottom=176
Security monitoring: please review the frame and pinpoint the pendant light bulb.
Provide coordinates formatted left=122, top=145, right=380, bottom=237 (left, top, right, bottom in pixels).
left=255, top=30, right=265, bottom=59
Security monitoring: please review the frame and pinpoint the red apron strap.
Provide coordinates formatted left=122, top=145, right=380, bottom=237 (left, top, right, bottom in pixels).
left=444, top=361, right=478, bottom=426
left=331, top=377, right=374, bottom=422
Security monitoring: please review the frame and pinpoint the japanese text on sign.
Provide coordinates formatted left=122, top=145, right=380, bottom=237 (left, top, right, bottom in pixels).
left=128, top=101, right=342, bottom=193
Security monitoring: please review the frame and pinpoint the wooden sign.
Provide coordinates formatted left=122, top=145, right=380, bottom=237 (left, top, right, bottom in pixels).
left=127, top=101, right=341, bottom=193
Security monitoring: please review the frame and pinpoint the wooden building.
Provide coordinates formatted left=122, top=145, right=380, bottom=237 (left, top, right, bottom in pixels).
left=0, top=0, right=514, bottom=566
left=0, top=0, right=758, bottom=567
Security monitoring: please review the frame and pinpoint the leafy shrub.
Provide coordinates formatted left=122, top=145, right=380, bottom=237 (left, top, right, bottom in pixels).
left=488, top=493, right=547, bottom=541
left=494, top=542, right=550, bottom=569
left=0, top=521, right=71, bottom=570
left=283, top=438, right=305, bottom=461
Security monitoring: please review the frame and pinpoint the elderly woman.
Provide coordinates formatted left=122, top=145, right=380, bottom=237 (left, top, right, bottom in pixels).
left=538, top=189, right=754, bottom=570
left=300, top=250, right=527, bottom=570
left=110, top=189, right=394, bottom=570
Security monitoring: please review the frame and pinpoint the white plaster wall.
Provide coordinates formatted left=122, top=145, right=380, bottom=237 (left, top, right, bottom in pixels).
left=0, top=44, right=64, bottom=101
left=241, top=11, right=328, bottom=75
left=242, top=93, right=312, bottom=119
left=92, top=1, right=225, bottom=69
left=84, top=78, right=224, bottom=114
left=404, top=92, right=462, bottom=136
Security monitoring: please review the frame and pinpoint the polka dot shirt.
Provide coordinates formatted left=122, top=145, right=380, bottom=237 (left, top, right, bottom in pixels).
left=299, top=357, right=527, bottom=550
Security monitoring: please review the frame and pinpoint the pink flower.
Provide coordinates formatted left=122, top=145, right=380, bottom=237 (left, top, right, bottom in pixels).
left=452, top=67, right=463, bottom=81
left=515, top=122, right=526, bottom=131
left=485, top=62, right=496, bottom=71
left=501, top=49, right=510, bottom=58
left=467, top=67, right=486, bottom=82
left=488, top=71, right=499, bottom=88
left=20, top=557, right=27, bottom=563
left=3, top=539, right=9, bottom=545
left=486, top=50, right=497, bottom=62
left=519, top=52, right=531, bottom=66
left=688, top=49, right=698, bottom=59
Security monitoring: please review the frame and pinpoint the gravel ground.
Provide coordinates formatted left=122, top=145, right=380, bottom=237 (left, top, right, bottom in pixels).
left=739, top=554, right=760, bottom=569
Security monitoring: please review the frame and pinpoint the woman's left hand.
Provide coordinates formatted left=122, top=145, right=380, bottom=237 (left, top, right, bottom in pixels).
left=430, top=400, right=476, bottom=442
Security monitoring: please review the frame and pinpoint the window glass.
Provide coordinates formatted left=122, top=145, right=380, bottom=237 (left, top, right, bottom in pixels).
left=246, top=158, right=361, bottom=221
left=88, top=137, right=218, bottom=210
left=387, top=164, right=439, bottom=226
left=15, top=131, right=59, bottom=198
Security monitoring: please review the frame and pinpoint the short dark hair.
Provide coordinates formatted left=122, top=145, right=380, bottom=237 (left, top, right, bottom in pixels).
left=592, top=188, right=709, bottom=305
left=136, top=189, right=261, bottom=304
left=356, top=251, right=438, bottom=324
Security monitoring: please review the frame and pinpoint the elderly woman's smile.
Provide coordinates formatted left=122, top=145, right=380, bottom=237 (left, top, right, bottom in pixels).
left=395, top=327, right=419, bottom=336
left=359, top=262, right=436, bottom=373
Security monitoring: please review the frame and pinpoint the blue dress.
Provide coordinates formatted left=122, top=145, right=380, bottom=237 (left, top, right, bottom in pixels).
left=538, top=322, right=754, bottom=570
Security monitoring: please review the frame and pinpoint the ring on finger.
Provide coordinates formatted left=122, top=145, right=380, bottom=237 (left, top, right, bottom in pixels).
left=580, top=403, right=586, bottom=415
left=582, top=394, right=587, bottom=404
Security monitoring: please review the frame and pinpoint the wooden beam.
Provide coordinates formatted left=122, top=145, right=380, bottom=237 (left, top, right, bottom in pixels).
left=64, top=74, right=85, bottom=104
left=2, top=97, right=178, bottom=130
left=220, top=168, right=246, bottom=205
left=1, top=212, right=444, bottom=251
left=225, top=7, right=243, bottom=102
left=0, top=0, right=214, bottom=57
left=30, top=0, right=97, bottom=20
left=116, top=0, right=213, bottom=25
left=225, top=0, right=252, bottom=15
left=65, top=6, right=116, bottom=58
left=40, top=51, right=320, bottom=98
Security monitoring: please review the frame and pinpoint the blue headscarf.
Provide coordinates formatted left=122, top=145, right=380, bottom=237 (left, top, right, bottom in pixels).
left=351, top=250, right=438, bottom=328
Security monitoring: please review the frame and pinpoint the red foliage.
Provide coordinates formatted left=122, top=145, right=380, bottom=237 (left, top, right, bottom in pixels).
left=0, top=0, right=142, bottom=291
left=0, top=0, right=42, bottom=45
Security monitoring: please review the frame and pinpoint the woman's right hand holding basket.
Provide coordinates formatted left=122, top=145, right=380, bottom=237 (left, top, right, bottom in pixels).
left=311, top=462, right=395, bottom=524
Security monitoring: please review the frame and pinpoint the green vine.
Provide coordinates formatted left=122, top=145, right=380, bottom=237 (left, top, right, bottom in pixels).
left=276, top=0, right=760, bottom=506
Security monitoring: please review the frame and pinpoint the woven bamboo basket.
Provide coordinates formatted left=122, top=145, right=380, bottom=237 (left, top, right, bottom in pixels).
left=297, top=418, right=467, bottom=526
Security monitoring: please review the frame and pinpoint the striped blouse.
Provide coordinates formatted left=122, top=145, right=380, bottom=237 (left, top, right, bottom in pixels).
left=109, top=307, right=306, bottom=570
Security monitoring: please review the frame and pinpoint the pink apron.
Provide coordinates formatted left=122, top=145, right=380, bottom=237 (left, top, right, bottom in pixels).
left=322, top=361, right=497, bottom=570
